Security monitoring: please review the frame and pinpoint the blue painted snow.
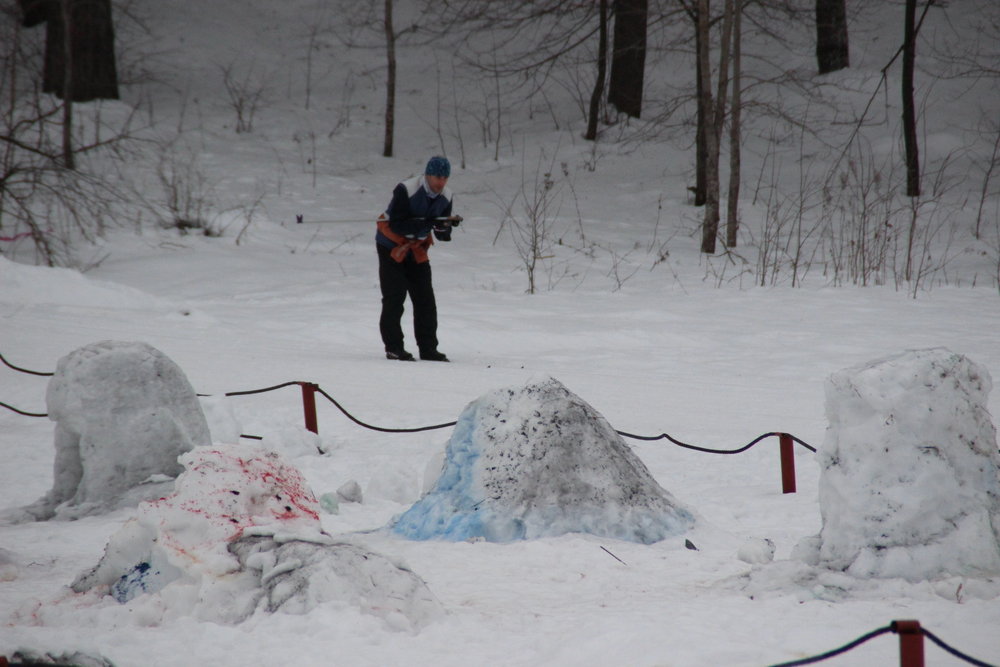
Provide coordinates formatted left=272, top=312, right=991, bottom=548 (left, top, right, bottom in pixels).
left=392, top=402, right=525, bottom=541
left=112, top=561, right=167, bottom=603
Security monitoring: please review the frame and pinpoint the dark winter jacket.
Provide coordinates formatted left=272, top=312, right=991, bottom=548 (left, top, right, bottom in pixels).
left=376, top=176, right=453, bottom=261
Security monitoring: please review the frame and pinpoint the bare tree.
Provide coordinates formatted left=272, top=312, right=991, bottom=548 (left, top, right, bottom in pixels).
left=585, top=0, right=609, bottom=140
left=696, top=0, right=720, bottom=253
left=725, top=0, right=742, bottom=248
left=829, top=1, right=935, bottom=205
left=678, top=0, right=714, bottom=208
left=1, top=2, right=135, bottom=266
left=902, top=0, right=920, bottom=197
left=219, top=62, right=268, bottom=134
left=494, top=148, right=566, bottom=294
left=59, top=0, right=74, bottom=168
left=383, top=0, right=396, bottom=157
left=333, top=0, right=422, bottom=157
left=438, top=1, right=603, bottom=134
left=692, top=6, right=707, bottom=207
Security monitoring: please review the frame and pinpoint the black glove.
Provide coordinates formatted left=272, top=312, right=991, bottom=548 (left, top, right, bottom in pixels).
left=433, top=226, right=452, bottom=242
left=432, top=216, right=461, bottom=230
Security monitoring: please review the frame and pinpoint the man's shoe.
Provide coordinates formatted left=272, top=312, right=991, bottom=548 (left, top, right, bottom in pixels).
left=419, top=350, right=449, bottom=362
left=386, top=349, right=415, bottom=361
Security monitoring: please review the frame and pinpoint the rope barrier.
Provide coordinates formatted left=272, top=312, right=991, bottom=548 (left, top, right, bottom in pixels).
left=1, top=349, right=817, bottom=464
left=0, top=352, right=54, bottom=377
left=0, top=400, right=47, bottom=418
left=215, top=378, right=817, bottom=451
left=315, top=385, right=458, bottom=433
left=223, top=381, right=303, bottom=397
left=768, top=625, right=894, bottom=666
left=1, top=362, right=817, bottom=454
left=616, top=429, right=817, bottom=453
left=768, top=621, right=997, bottom=667
left=921, top=627, right=997, bottom=667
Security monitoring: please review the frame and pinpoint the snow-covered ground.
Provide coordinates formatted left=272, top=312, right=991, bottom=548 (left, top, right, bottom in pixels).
left=2, top=0, right=1000, bottom=665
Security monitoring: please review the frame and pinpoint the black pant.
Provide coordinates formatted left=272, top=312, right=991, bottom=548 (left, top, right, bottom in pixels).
left=378, top=243, right=438, bottom=353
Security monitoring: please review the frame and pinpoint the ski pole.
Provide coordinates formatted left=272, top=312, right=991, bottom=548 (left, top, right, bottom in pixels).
left=295, top=215, right=373, bottom=224
left=295, top=214, right=462, bottom=224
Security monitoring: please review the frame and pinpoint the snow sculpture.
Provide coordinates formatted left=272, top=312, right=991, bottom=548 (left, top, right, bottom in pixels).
left=801, top=348, right=1000, bottom=581
left=72, top=444, right=440, bottom=630
left=24, top=340, right=210, bottom=520
left=392, top=377, right=695, bottom=544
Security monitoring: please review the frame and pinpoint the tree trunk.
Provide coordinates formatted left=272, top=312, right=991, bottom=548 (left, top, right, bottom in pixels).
left=815, top=0, right=849, bottom=74
left=902, top=0, right=920, bottom=197
left=697, top=0, right=719, bottom=254
left=586, top=0, right=609, bottom=141
left=714, top=0, right=733, bottom=144
left=60, top=0, right=74, bottom=169
left=19, top=0, right=118, bottom=102
left=383, top=0, right=396, bottom=158
left=608, top=0, right=647, bottom=118
left=693, top=22, right=706, bottom=206
left=725, top=0, right=741, bottom=248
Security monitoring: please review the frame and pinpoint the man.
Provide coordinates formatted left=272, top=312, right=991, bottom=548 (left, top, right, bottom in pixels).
left=376, top=156, right=462, bottom=362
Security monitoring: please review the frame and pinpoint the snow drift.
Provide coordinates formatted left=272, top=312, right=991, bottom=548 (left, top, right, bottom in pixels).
left=799, top=348, right=1000, bottom=581
left=16, top=340, right=210, bottom=521
left=392, top=377, right=695, bottom=543
left=70, top=444, right=441, bottom=630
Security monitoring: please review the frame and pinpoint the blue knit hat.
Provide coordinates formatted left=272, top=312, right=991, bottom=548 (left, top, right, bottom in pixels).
left=425, top=156, right=451, bottom=178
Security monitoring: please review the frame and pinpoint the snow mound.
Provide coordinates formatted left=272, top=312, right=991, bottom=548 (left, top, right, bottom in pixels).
left=800, top=348, right=1000, bottom=581
left=71, top=444, right=440, bottom=630
left=17, top=340, right=210, bottom=521
left=392, top=377, right=695, bottom=544
left=0, top=255, right=162, bottom=308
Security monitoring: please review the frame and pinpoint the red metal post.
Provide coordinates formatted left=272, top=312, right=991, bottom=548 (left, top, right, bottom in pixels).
left=779, top=433, right=796, bottom=494
left=893, top=620, right=925, bottom=667
left=299, top=382, right=319, bottom=434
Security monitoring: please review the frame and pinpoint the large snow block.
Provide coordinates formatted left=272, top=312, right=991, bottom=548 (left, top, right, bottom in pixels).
left=392, top=377, right=695, bottom=544
left=25, top=340, right=210, bottom=520
left=805, top=348, right=1000, bottom=580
